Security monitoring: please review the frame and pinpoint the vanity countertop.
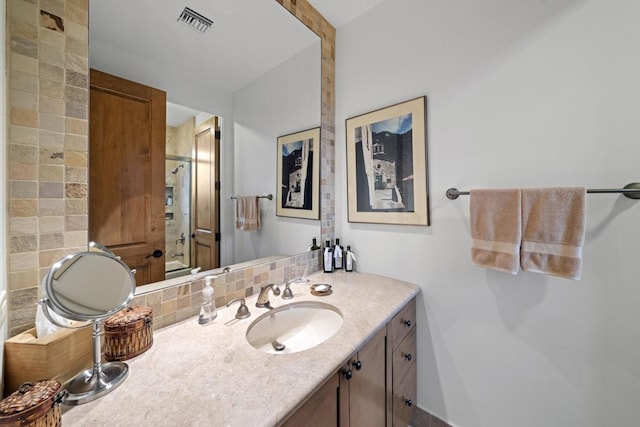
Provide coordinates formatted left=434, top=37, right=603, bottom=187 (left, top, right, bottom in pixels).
left=62, top=271, right=420, bottom=426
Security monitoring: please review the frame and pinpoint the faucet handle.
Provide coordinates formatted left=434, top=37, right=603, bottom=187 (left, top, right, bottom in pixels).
left=226, top=297, right=250, bottom=319
left=282, top=279, right=299, bottom=300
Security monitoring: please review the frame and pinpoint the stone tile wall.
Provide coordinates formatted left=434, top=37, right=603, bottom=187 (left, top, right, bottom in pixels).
left=7, top=0, right=89, bottom=337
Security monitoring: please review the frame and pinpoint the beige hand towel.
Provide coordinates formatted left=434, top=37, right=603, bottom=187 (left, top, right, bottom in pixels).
left=520, top=187, right=586, bottom=280
left=236, top=196, right=260, bottom=232
left=470, top=189, right=522, bottom=274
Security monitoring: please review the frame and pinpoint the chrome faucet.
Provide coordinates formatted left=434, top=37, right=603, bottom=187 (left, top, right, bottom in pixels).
left=256, top=283, right=280, bottom=309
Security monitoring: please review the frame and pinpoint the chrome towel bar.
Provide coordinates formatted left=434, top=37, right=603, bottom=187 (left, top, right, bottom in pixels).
left=446, top=183, right=640, bottom=200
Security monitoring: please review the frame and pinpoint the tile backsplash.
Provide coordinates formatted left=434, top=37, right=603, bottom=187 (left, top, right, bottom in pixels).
left=130, top=251, right=321, bottom=330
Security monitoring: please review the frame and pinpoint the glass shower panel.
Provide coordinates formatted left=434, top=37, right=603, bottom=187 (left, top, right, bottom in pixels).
left=165, top=158, right=192, bottom=278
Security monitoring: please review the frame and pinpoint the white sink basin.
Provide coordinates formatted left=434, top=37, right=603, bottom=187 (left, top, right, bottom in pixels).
left=246, top=301, right=343, bottom=354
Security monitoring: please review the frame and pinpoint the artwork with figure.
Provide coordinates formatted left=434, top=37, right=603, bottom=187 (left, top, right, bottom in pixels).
left=346, top=96, right=428, bottom=225
left=276, top=127, right=320, bottom=220
left=354, top=114, right=414, bottom=212
left=281, top=138, right=314, bottom=210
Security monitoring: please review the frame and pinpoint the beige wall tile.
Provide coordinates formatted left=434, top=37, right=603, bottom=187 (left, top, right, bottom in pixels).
left=39, top=164, right=64, bottom=181
left=10, top=199, right=38, bottom=217
left=39, top=130, right=64, bottom=148
left=65, top=101, right=86, bottom=119
left=39, top=28, right=64, bottom=49
left=10, top=71, right=37, bottom=93
left=65, top=199, right=87, bottom=215
left=10, top=217, right=39, bottom=236
left=64, top=150, right=86, bottom=167
left=10, top=235, right=38, bottom=253
left=11, top=181, right=38, bottom=198
left=10, top=90, right=37, bottom=110
left=8, top=270, right=39, bottom=291
left=39, top=62, right=64, bottom=82
left=10, top=20, right=38, bottom=41
left=65, top=118, right=87, bottom=136
left=65, top=52, right=87, bottom=74
left=40, top=78, right=64, bottom=99
left=65, top=183, right=87, bottom=198
left=8, top=1, right=38, bottom=25
left=64, top=20, right=87, bottom=43
left=65, top=166, right=87, bottom=183
left=10, top=53, right=38, bottom=76
left=65, top=38, right=87, bottom=56
left=161, top=299, right=177, bottom=315
left=39, top=199, right=64, bottom=216
left=64, top=133, right=87, bottom=150
left=64, top=215, right=87, bottom=231
left=64, top=85, right=87, bottom=105
left=9, top=162, right=38, bottom=180
left=40, top=0, right=65, bottom=21
left=163, top=287, right=178, bottom=301
left=39, top=45, right=64, bottom=66
left=39, top=147, right=64, bottom=164
left=65, top=4, right=88, bottom=26
left=10, top=125, right=38, bottom=145
left=10, top=36, right=38, bottom=59
left=40, top=233, right=64, bottom=250
left=39, top=96, right=65, bottom=115
left=64, top=230, right=87, bottom=247
left=66, top=0, right=88, bottom=11
left=39, top=216, right=64, bottom=233
left=40, top=113, right=65, bottom=132
left=10, top=252, right=38, bottom=271
left=65, top=70, right=87, bottom=88
left=40, top=249, right=65, bottom=269
left=10, top=108, right=38, bottom=127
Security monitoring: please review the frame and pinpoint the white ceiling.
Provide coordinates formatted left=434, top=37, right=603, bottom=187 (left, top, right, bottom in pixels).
left=89, top=0, right=381, bottom=120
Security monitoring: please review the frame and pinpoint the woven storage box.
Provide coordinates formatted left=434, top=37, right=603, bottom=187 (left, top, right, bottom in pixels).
left=0, top=380, right=65, bottom=427
left=104, top=306, right=153, bottom=361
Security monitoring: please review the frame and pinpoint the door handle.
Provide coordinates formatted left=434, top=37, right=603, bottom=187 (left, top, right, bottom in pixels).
left=145, top=249, right=163, bottom=259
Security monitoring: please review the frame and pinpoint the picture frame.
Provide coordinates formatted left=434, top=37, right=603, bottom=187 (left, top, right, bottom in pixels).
left=346, top=96, right=429, bottom=225
left=276, top=127, right=321, bottom=220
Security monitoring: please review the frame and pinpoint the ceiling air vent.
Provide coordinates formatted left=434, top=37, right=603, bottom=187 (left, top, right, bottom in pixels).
left=177, top=7, right=213, bottom=34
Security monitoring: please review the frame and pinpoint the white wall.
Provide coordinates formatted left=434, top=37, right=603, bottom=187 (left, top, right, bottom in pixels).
left=232, top=41, right=321, bottom=262
left=335, top=0, right=640, bottom=426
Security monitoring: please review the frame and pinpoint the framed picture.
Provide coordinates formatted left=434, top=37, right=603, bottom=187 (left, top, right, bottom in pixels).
left=276, top=127, right=321, bottom=220
left=346, top=96, right=429, bottom=225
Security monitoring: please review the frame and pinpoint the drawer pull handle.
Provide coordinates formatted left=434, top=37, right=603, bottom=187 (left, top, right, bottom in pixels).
left=352, top=360, right=362, bottom=371
left=342, top=369, right=353, bottom=380
left=403, top=319, right=412, bottom=328
left=404, top=353, right=412, bottom=361
left=405, top=398, right=413, bottom=407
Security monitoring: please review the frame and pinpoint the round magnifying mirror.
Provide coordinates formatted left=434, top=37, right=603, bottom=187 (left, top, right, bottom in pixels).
left=41, top=249, right=136, bottom=405
left=45, top=251, right=134, bottom=321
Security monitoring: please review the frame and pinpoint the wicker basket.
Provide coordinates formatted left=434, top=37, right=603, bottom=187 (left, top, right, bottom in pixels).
left=104, top=306, right=153, bottom=361
left=0, top=380, right=65, bottom=427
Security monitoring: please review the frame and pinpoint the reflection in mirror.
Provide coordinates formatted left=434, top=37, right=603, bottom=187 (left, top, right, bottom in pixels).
left=40, top=248, right=136, bottom=405
left=89, top=0, right=321, bottom=285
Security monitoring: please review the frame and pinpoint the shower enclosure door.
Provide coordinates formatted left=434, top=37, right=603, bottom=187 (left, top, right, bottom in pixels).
left=89, top=70, right=166, bottom=285
left=193, top=117, right=221, bottom=271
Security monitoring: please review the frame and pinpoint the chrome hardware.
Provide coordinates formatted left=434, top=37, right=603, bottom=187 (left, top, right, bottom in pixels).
left=226, top=297, right=250, bottom=319
left=256, top=284, right=280, bottom=308
left=404, top=398, right=413, bottom=407
left=281, top=278, right=301, bottom=300
left=352, top=360, right=362, bottom=371
left=403, top=319, right=412, bottom=328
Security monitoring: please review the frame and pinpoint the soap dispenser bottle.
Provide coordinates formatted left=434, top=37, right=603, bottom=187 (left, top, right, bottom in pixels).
left=333, top=238, right=343, bottom=270
left=345, top=245, right=356, bottom=272
left=198, top=275, right=217, bottom=325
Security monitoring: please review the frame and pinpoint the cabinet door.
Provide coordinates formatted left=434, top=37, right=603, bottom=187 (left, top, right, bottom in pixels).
left=349, top=327, right=387, bottom=427
left=282, top=373, right=339, bottom=427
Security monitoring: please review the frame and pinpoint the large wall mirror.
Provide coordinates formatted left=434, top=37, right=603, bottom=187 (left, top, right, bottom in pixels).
left=88, top=0, right=321, bottom=284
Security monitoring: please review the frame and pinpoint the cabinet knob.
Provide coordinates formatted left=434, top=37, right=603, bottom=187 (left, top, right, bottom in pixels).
left=352, top=360, right=362, bottom=371
left=404, top=398, right=413, bottom=407
left=404, top=353, right=412, bottom=361
left=403, top=319, right=412, bottom=328
left=342, top=369, right=353, bottom=380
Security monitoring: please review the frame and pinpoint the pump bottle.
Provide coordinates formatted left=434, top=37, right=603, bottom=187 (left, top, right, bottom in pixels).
left=333, top=238, right=343, bottom=270
left=198, top=275, right=217, bottom=324
left=323, top=240, right=334, bottom=273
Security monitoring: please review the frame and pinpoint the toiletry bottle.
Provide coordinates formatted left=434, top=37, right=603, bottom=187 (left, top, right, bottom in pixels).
left=333, top=238, right=343, bottom=270
left=323, top=240, right=334, bottom=273
left=198, top=275, right=217, bottom=324
left=309, top=237, right=321, bottom=251
left=345, top=245, right=356, bottom=272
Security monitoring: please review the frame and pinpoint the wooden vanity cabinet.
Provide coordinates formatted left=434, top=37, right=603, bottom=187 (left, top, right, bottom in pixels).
left=281, top=297, right=417, bottom=427
left=339, top=327, right=387, bottom=427
left=388, top=298, right=417, bottom=426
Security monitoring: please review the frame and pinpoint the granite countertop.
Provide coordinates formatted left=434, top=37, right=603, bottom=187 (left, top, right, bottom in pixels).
left=62, top=271, right=420, bottom=426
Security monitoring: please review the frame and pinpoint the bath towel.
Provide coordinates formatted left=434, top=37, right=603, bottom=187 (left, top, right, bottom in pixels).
left=470, top=189, right=522, bottom=274
left=235, top=196, right=260, bottom=232
left=520, top=187, right=586, bottom=280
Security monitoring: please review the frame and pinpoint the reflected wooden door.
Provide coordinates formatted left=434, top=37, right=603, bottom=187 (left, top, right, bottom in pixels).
left=89, top=69, right=166, bottom=285
left=192, top=117, right=220, bottom=271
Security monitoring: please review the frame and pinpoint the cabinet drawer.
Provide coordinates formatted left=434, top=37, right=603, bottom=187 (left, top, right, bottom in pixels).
left=392, top=362, right=417, bottom=427
left=392, top=326, right=416, bottom=390
left=390, top=297, right=416, bottom=350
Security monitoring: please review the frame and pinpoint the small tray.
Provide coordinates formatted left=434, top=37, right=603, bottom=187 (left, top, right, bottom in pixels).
left=310, top=283, right=332, bottom=296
